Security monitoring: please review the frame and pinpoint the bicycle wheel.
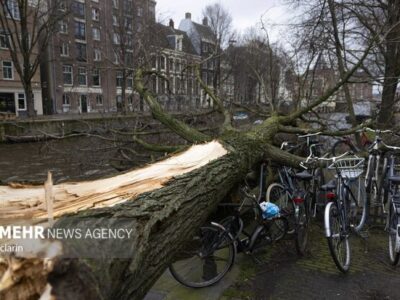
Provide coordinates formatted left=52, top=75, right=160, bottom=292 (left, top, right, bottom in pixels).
left=347, top=177, right=368, bottom=232
left=311, top=167, right=325, bottom=218
left=325, top=202, right=351, bottom=273
left=266, top=183, right=288, bottom=208
left=294, top=201, right=309, bottom=256
left=266, top=183, right=294, bottom=233
left=332, top=140, right=357, bottom=157
left=387, top=203, right=400, bottom=266
left=169, top=225, right=236, bottom=288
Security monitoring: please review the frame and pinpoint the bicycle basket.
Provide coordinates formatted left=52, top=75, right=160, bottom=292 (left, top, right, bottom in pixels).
left=327, top=157, right=364, bottom=179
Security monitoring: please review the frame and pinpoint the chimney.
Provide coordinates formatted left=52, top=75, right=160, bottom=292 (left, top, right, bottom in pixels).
left=185, top=12, right=191, bottom=20
left=169, top=18, right=174, bottom=28
left=202, top=17, right=208, bottom=26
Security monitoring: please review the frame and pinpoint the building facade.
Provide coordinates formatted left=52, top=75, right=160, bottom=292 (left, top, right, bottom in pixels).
left=41, top=0, right=156, bottom=114
left=145, top=20, right=202, bottom=111
left=179, top=12, right=218, bottom=108
left=0, top=0, right=43, bottom=117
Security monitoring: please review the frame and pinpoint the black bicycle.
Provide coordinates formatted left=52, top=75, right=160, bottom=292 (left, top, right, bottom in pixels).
left=168, top=185, right=291, bottom=288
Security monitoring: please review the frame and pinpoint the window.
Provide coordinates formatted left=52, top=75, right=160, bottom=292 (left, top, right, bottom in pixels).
left=92, top=68, right=100, bottom=86
left=78, top=67, right=87, bottom=85
left=17, top=93, right=26, bottom=110
left=169, top=58, right=174, bottom=72
left=127, top=75, right=133, bottom=88
left=116, top=71, right=123, bottom=87
left=96, top=94, right=103, bottom=105
left=93, top=48, right=101, bottom=61
left=59, top=0, right=67, bottom=11
left=113, top=32, right=120, bottom=45
left=0, top=32, right=9, bottom=49
left=92, top=27, right=100, bottom=40
left=2, top=61, right=12, bottom=79
left=202, top=42, right=208, bottom=53
left=112, top=0, right=118, bottom=8
left=124, top=17, right=132, bottom=31
left=91, top=8, right=99, bottom=21
left=59, top=20, right=68, bottom=34
left=112, top=15, right=118, bottom=26
left=76, top=43, right=86, bottom=61
left=113, top=52, right=119, bottom=64
left=159, top=56, right=166, bottom=70
left=6, top=0, right=20, bottom=20
left=176, top=36, right=183, bottom=51
left=126, top=34, right=133, bottom=48
left=62, top=93, right=70, bottom=105
left=123, top=0, right=132, bottom=12
left=125, top=53, right=133, bottom=66
left=137, top=7, right=143, bottom=16
left=75, top=21, right=86, bottom=40
left=175, top=60, right=181, bottom=72
left=73, top=1, right=85, bottom=18
left=60, top=42, right=69, bottom=56
left=63, top=65, right=73, bottom=85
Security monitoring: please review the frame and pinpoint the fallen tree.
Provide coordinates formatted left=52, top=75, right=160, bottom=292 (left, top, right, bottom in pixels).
left=0, top=22, right=380, bottom=300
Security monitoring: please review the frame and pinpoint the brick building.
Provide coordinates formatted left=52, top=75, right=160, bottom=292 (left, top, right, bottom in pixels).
left=0, top=0, right=43, bottom=117
left=41, top=0, right=156, bottom=114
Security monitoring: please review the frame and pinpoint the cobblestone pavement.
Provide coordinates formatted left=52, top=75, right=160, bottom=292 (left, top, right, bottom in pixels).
left=226, top=223, right=400, bottom=300
left=147, top=222, right=400, bottom=300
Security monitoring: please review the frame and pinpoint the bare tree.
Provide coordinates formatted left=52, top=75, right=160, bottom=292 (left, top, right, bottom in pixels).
left=202, top=2, right=234, bottom=94
left=1, top=2, right=393, bottom=300
left=0, top=0, right=67, bottom=117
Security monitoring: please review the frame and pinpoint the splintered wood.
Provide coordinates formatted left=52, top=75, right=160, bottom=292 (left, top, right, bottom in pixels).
left=0, top=141, right=227, bottom=220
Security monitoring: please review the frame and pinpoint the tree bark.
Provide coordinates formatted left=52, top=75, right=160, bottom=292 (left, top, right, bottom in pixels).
left=1, top=117, right=297, bottom=300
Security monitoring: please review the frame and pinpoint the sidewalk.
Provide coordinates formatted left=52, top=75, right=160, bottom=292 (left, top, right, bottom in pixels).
left=146, top=224, right=400, bottom=300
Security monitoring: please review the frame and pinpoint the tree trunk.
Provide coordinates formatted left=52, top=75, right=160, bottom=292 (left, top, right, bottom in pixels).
left=1, top=125, right=285, bottom=299
left=378, top=0, right=400, bottom=127
left=25, top=83, right=35, bottom=117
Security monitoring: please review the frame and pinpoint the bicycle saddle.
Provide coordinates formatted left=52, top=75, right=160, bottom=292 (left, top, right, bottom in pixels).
left=295, top=170, right=313, bottom=181
left=320, top=180, right=336, bottom=191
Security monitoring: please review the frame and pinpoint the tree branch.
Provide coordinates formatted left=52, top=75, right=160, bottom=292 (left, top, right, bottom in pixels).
left=134, top=68, right=211, bottom=143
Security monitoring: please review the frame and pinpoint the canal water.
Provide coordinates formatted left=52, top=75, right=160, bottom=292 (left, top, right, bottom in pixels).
left=0, top=137, right=120, bottom=184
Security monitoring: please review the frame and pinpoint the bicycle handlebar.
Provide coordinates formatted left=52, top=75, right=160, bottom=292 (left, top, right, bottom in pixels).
left=298, top=132, right=322, bottom=138
left=300, top=151, right=353, bottom=169
left=357, top=127, right=392, bottom=134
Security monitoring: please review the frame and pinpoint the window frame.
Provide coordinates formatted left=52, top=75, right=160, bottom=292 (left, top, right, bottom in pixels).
left=62, top=64, right=73, bottom=85
left=17, top=93, right=26, bottom=110
left=78, top=67, right=87, bottom=86
left=2, top=60, right=13, bottom=80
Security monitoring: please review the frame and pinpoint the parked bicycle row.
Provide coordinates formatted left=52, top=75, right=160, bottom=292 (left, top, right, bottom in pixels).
left=168, top=127, right=400, bottom=288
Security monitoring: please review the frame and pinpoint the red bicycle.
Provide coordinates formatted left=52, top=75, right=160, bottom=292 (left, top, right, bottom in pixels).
left=331, top=131, right=372, bottom=156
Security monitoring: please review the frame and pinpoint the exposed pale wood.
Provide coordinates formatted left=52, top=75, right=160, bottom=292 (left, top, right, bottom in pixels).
left=44, top=172, right=54, bottom=225
left=0, top=141, right=227, bottom=221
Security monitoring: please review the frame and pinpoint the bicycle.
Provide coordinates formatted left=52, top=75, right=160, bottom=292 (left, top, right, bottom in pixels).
left=363, top=127, right=400, bottom=213
left=302, top=152, right=367, bottom=273
left=168, top=186, right=291, bottom=288
left=267, top=137, right=325, bottom=223
left=384, top=154, right=400, bottom=265
left=331, top=130, right=372, bottom=156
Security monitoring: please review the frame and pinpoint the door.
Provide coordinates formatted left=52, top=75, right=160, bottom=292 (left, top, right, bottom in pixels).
left=80, top=95, right=87, bottom=113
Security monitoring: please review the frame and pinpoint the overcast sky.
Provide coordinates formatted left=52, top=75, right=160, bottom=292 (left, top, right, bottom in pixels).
left=155, top=0, right=289, bottom=39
